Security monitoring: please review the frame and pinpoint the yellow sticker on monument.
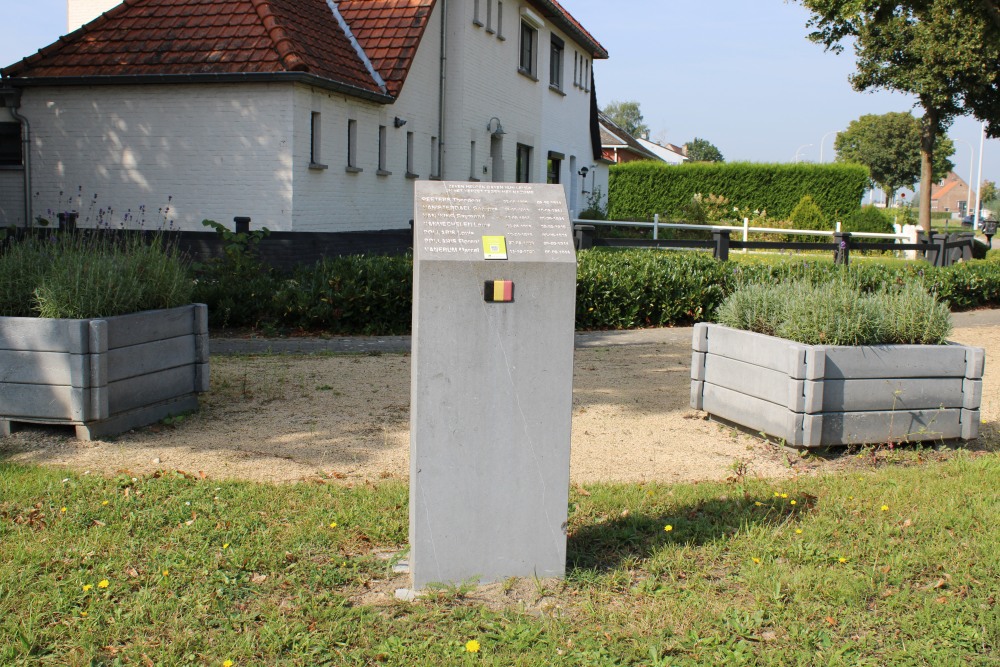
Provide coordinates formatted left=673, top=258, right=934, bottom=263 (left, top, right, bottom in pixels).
left=482, top=235, right=508, bottom=260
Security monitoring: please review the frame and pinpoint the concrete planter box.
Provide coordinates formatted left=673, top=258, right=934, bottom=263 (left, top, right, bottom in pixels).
left=690, top=323, right=984, bottom=448
left=1, top=304, right=209, bottom=440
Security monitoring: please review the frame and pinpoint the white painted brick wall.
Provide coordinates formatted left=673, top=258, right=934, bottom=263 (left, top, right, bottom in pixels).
left=67, top=0, right=122, bottom=31
left=21, top=83, right=295, bottom=231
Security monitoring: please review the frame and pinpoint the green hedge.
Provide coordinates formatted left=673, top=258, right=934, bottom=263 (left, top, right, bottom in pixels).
left=186, top=250, right=1000, bottom=334
left=608, top=162, right=869, bottom=222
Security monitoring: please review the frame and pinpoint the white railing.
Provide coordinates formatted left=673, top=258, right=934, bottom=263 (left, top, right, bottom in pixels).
left=571, top=216, right=910, bottom=244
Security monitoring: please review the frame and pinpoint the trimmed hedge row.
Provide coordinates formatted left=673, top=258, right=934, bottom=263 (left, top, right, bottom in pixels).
left=608, top=161, right=869, bottom=222
left=192, top=250, right=1000, bottom=334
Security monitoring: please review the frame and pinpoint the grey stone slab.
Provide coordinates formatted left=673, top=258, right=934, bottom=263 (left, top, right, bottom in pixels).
left=700, top=324, right=812, bottom=378
left=108, top=365, right=196, bottom=415
left=701, top=382, right=798, bottom=445
left=821, top=345, right=968, bottom=380
left=690, top=351, right=706, bottom=381
left=690, top=379, right=705, bottom=411
left=105, top=305, right=198, bottom=350
left=702, top=353, right=796, bottom=409
left=965, top=346, right=985, bottom=380
left=410, top=181, right=575, bottom=590
left=963, top=379, right=982, bottom=410
left=0, top=350, right=87, bottom=386
left=822, top=378, right=966, bottom=412
left=106, top=335, right=196, bottom=383
left=961, top=409, right=981, bottom=440
left=75, top=394, right=200, bottom=441
left=89, top=319, right=108, bottom=355
left=821, top=409, right=963, bottom=445
left=0, top=317, right=90, bottom=353
left=195, top=333, right=210, bottom=364
left=0, top=383, right=85, bottom=421
left=195, top=363, right=210, bottom=393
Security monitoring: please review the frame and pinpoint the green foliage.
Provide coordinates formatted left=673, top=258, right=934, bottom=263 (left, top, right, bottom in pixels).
left=577, top=186, right=608, bottom=220
left=608, top=161, right=868, bottom=222
left=842, top=205, right=894, bottom=237
left=277, top=254, right=413, bottom=335
left=576, top=250, right=728, bottom=329
left=192, top=219, right=281, bottom=329
left=789, top=194, right=829, bottom=231
left=835, top=111, right=955, bottom=198
left=799, top=0, right=1000, bottom=230
left=601, top=100, right=649, bottom=137
left=718, top=279, right=951, bottom=345
left=684, top=137, right=724, bottom=162
left=0, top=232, right=192, bottom=318
left=979, top=179, right=998, bottom=205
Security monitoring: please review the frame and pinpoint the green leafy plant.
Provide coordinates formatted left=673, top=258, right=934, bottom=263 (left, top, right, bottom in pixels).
left=0, top=231, right=192, bottom=318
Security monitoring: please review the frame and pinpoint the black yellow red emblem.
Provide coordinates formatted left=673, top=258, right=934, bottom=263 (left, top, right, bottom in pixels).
left=484, top=280, right=514, bottom=303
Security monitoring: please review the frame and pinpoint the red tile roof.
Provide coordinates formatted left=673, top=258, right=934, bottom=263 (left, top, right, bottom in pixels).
left=2, top=0, right=605, bottom=99
left=338, top=0, right=435, bottom=97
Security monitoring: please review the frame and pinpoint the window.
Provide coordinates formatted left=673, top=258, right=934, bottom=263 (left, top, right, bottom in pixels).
left=547, top=151, right=563, bottom=184
left=582, top=58, right=590, bottom=91
left=309, top=112, right=327, bottom=169
left=377, top=125, right=390, bottom=175
left=486, top=0, right=494, bottom=33
left=516, top=143, right=532, bottom=183
left=573, top=52, right=579, bottom=87
left=0, top=123, right=22, bottom=167
left=519, top=20, right=537, bottom=78
left=406, top=131, right=417, bottom=178
left=431, top=136, right=440, bottom=178
left=549, top=35, right=564, bottom=90
left=470, top=140, right=478, bottom=180
left=496, top=2, right=504, bottom=39
left=346, top=119, right=361, bottom=172
left=473, top=0, right=482, bottom=26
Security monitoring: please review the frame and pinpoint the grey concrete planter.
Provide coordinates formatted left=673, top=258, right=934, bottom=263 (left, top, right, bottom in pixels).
left=1, top=304, right=209, bottom=440
left=690, top=323, right=984, bottom=448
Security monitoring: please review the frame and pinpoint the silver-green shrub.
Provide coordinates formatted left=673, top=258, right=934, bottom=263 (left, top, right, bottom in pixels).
left=1, top=232, right=192, bottom=319
left=717, top=279, right=952, bottom=345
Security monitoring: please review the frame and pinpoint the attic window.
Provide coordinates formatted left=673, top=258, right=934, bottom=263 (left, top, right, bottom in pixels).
left=0, top=123, right=21, bottom=167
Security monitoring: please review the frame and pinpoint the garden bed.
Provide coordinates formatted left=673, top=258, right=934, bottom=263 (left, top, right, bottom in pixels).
left=0, top=304, right=209, bottom=440
left=690, top=323, right=985, bottom=448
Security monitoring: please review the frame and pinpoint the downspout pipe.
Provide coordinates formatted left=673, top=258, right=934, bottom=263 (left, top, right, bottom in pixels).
left=437, top=0, right=447, bottom=178
left=7, top=87, right=31, bottom=228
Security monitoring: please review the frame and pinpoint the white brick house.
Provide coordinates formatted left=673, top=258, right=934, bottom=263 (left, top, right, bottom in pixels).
left=0, top=0, right=608, bottom=231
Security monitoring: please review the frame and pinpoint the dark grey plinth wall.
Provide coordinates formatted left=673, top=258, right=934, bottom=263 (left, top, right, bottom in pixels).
left=0, top=304, right=209, bottom=440
left=410, top=182, right=577, bottom=589
left=690, top=323, right=984, bottom=447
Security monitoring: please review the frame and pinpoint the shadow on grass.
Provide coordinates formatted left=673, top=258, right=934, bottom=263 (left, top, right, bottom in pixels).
left=567, top=494, right=813, bottom=573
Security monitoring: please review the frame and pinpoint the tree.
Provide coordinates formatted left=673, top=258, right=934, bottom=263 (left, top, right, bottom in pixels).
left=602, top=100, right=649, bottom=138
left=684, top=138, right=724, bottom=162
left=980, top=180, right=998, bottom=206
left=798, top=1, right=1000, bottom=232
left=834, top=112, right=954, bottom=203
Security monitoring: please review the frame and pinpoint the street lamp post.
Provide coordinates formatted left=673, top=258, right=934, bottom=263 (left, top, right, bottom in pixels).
left=794, top=144, right=813, bottom=163
left=975, top=121, right=986, bottom=230
left=819, top=131, right=837, bottom=163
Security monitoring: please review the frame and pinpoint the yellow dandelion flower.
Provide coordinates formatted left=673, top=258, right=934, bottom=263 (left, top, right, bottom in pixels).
left=754, top=501, right=763, bottom=506
left=329, top=522, right=338, bottom=529
left=60, top=507, right=67, bottom=513
left=102, top=501, right=109, bottom=506
left=790, top=500, right=797, bottom=505
left=780, top=493, right=788, bottom=499
left=795, top=529, right=803, bottom=534
left=162, top=570, right=169, bottom=577
left=80, top=612, right=88, bottom=617
left=222, top=543, right=230, bottom=550
left=752, top=557, right=761, bottom=564
left=97, top=580, right=109, bottom=589
left=881, top=505, right=889, bottom=511
left=664, top=525, right=673, bottom=533
left=465, top=640, right=480, bottom=653
left=838, top=557, right=847, bottom=564
left=82, top=584, right=93, bottom=592
left=223, top=661, right=234, bottom=667
left=773, top=492, right=780, bottom=497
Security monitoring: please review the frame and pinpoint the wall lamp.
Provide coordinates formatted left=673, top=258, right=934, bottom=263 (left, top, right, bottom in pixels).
left=487, top=117, right=506, bottom=136
left=394, top=116, right=407, bottom=128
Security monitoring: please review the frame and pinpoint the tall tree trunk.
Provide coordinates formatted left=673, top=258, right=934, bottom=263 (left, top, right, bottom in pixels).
left=918, top=108, right=938, bottom=234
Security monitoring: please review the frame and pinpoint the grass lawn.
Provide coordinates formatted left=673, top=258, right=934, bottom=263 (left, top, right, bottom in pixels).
left=2, top=451, right=998, bottom=666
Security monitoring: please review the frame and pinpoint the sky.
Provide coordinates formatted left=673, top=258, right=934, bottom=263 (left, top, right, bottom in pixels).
left=1, top=0, right=997, bottom=197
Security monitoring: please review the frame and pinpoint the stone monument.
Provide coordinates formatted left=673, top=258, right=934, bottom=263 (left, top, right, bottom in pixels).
left=409, top=181, right=577, bottom=589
